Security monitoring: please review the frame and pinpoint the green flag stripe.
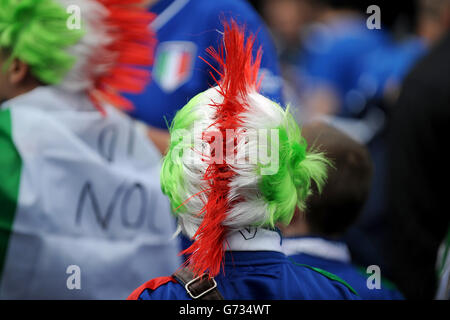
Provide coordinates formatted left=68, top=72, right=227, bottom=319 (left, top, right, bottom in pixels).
left=155, top=51, right=169, bottom=82
left=0, top=109, right=22, bottom=281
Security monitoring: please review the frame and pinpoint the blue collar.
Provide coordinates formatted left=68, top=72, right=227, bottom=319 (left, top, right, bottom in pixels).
left=223, top=251, right=286, bottom=267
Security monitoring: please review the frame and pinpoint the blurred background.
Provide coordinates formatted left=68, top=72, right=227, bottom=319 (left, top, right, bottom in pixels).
left=245, top=0, right=450, bottom=299
left=249, top=0, right=431, bottom=119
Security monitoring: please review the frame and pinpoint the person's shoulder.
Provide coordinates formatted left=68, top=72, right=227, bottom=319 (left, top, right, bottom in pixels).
left=128, top=276, right=189, bottom=300
left=289, top=260, right=360, bottom=299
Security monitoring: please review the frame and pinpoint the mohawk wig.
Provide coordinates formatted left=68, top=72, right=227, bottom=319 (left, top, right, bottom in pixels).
left=161, top=20, right=330, bottom=277
left=0, top=0, right=155, bottom=113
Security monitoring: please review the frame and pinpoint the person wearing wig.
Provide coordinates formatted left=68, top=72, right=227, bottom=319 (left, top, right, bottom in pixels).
left=280, top=122, right=404, bottom=300
left=0, top=0, right=181, bottom=299
left=129, top=20, right=359, bottom=300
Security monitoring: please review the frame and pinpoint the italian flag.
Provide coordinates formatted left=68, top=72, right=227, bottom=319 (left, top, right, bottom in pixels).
left=0, top=86, right=181, bottom=299
left=153, top=41, right=196, bottom=92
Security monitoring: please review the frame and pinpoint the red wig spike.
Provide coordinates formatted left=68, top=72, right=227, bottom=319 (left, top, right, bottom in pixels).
left=181, top=20, right=263, bottom=278
left=89, top=0, right=156, bottom=113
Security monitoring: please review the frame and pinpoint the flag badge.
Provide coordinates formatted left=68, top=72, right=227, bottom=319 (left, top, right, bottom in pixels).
left=153, top=41, right=197, bottom=93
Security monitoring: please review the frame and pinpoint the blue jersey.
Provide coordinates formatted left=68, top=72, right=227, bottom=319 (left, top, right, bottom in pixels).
left=297, top=16, right=388, bottom=117
left=283, top=237, right=404, bottom=300
left=360, top=37, right=426, bottom=99
left=126, top=0, right=283, bottom=129
left=129, top=229, right=360, bottom=300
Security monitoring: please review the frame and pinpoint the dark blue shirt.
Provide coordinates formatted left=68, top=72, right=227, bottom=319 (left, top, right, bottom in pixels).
left=130, top=251, right=360, bottom=300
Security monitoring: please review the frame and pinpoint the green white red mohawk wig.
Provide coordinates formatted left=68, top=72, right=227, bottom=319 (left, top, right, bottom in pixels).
left=161, top=20, right=330, bottom=277
left=0, top=0, right=155, bottom=113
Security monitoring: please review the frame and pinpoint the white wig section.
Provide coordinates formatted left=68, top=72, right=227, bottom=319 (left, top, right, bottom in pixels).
left=176, top=88, right=286, bottom=239
left=56, top=0, right=113, bottom=92
left=176, top=87, right=223, bottom=239
left=225, top=92, right=285, bottom=229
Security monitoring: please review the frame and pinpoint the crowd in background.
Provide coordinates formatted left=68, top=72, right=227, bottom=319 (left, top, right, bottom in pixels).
left=249, top=0, right=450, bottom=299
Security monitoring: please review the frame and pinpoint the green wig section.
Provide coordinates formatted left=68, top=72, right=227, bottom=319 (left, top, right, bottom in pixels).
left=160, top=92, right=205, bottom=214
left=0, top=0, right=84, bottom=84
left=259, top=104, right=330, bottom=227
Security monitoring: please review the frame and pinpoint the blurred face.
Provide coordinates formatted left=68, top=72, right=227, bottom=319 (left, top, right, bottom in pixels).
left=418, top=0, right=450, bottom=44
left=263, top=0, right=314, bottom=43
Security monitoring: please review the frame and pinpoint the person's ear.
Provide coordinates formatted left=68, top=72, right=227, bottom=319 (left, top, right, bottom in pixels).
left=8, top=58, right=29, bottom=85
left=277, top=207, right=306, bottom=237
left=290, top=207, right=304, bottom=224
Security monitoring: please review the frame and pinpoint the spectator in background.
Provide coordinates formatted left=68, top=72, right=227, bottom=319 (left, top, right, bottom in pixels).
left=261, top=0, right=316, bottom=66
left=273, top=0, right=391, bottom=277
left=260, top=0, right=319, bottom=107
left=270, top=1, right=428, bottom=280
left=279, top=122, right=404, bottom=299
left=293, top=0, right=389, bottom=122
left=358, top=0, right=450, bottom=108
left=285, top=0, right=425, bottom=134
left=418, top=0, right=450, bottom=45
left=126, top=0, right=284, bottom=130
left=387, top=0, right=450, bottom=299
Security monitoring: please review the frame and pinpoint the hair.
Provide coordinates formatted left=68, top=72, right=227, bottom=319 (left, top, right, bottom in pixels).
left=301, top=122, right=373, bottom=236
left=0, top=0, right=83, bottom=84
left=0, top=0, right=155, bottom=112
left=56, top=0, right=156, bottom=112
left=55, top=0, right=110, bottom=92
left=160, top=20, right=330, bottom=277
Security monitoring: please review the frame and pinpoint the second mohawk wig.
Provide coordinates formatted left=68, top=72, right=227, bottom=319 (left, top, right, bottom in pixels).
left=0, top=0, right=156, bottom=114
left=58, top=0, right=156, bottom=113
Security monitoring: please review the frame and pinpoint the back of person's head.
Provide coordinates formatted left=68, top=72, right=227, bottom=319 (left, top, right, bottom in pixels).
left=161, top=20, right=330, bottom=277
left=301, top=122, right=373, bottom=237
